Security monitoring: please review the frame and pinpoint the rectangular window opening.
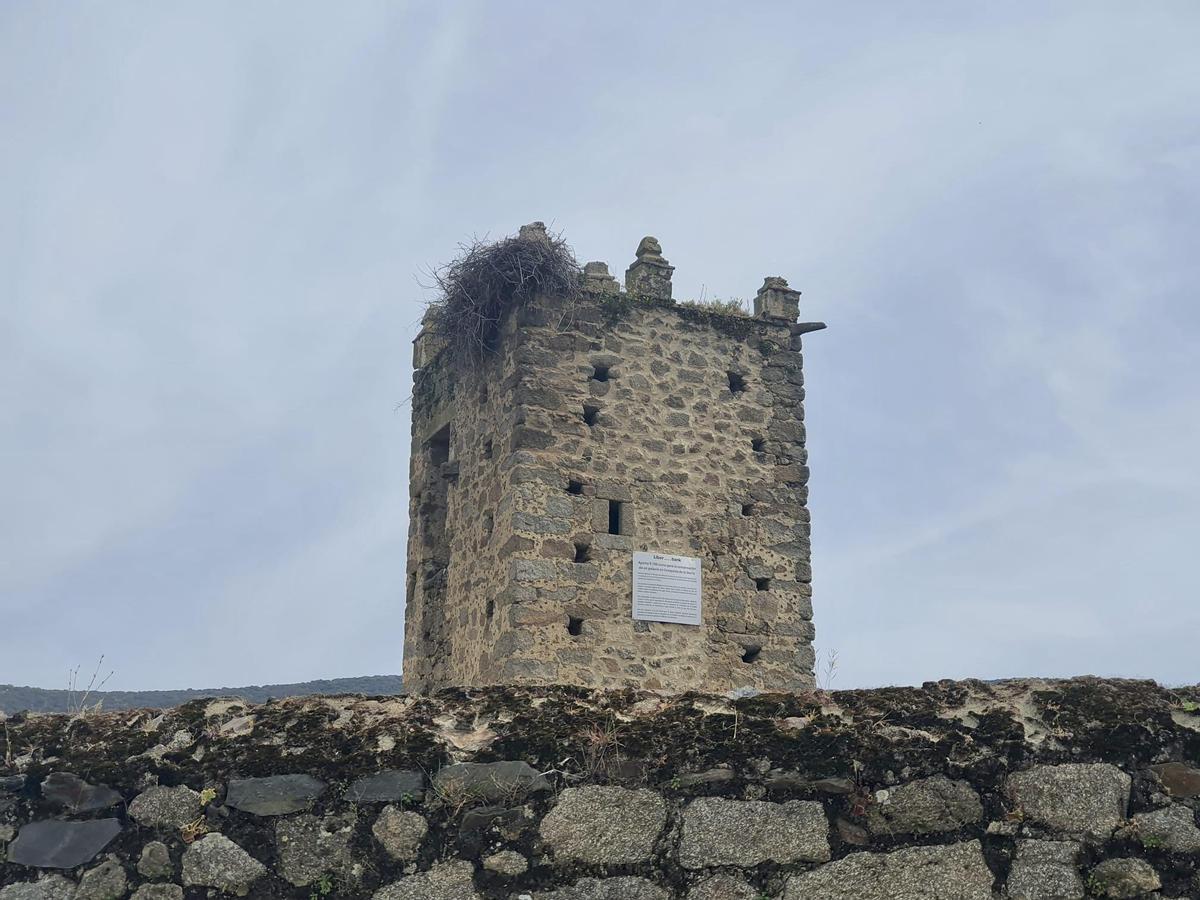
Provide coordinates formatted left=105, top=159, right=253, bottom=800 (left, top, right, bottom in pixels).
left=583, top=405, right=600, bottom=427
left=754, top=577, right=772, bottom=591
left=728, top=371, right=747, bottom=393
left=428, top=425, right=452, bottom=466
left=591, top=364, right=610, bottom=382
left=567, top=616, right=584, bottom=636
left=741, top=502, right=755, bottom=517
left=751, top=437, right=766, bottom=453
left=567, top=480, right=585, bottom=495
left=741, top=644, right=762, bottom=664
left=607, top=500, right=623, bottom=535
left=573, top=542, right=591, bottom=564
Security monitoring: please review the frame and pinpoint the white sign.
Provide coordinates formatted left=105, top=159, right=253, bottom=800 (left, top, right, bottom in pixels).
left=632, top=552, right=702, bottom=626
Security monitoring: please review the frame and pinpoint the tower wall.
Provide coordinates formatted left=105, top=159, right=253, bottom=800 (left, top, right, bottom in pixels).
left=405, top=246, right=820, bottom=694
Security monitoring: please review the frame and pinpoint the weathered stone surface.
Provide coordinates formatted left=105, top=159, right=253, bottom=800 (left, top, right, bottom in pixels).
left=1005, top=764, right=1130, bottom=837
left=0, top=876, right=77, bottom=900
left=371, top=806, right=427, bottom=861
left=1006, top=840, right=1084, bottom=900
left=482, top=850, right=527, bottom=876
left=1087, top=858, right=1160, bottom=898
left=74, top=859, right=125, bottom=900
left=137, top=842, right=173, bottom=879
left=404, top=280, right=817, bottom=696
left=433, top=762, right=549, bottom=804
left=581, top=261, right=619, bottom=295
left=678, top=798, right=829, bottom=869
left=276, top=813, right=358, bottom=886
left=535, top=877, right=669, bottom=900
left=129, top=887, right=183, bottom=900
left=0, top=777, right=26, bottom=794
left=782, top=840, right=993, bottom=900
left=373, top=861, right=480, bottom=900
left=3, top=681, right=1197, bottom=900
left=625, top=237, right=674, bottom=300
left=764, top=772, right=854, bottom=793
left=867, top=775, right=983, bottom=835
left=540, top=786, right=667, bottom=865
left=1150, top=761, right=1200, bottom=798
left=6, top=820, right=122, bottom=869
left=128, top=785, right=200, bottom=829
left=180, top=833, right=267, bottom=896
left=1130, top=803, right=1200, bottom=853
left=136, top=730, right=194, bottom=763
left=344, top=770, right=425, bottom=803
left=688, top=874, right=760, bottom=900
left=225, top=774, right=325, bottom=816
left=755, top=276, right=801, bottom=322
left=40, top=775, right=121, bottom=815
left=460, top=805, right=521, bottom=833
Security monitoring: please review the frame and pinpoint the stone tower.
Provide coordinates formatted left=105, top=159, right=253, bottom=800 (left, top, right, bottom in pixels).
left=404, top=227, right=824, bottom=694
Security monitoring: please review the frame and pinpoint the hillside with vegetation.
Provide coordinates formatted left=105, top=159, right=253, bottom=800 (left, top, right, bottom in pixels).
left=0, top=674, right=403, bottom=714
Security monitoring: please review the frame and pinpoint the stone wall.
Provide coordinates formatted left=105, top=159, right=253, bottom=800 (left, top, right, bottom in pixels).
left=3, top=678, right=1200, bottom=898
left=405, top=233, right=822, bottom=695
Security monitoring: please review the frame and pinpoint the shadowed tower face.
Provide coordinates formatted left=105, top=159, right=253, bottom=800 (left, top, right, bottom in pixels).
left=404, top=227, right=824, bottom=694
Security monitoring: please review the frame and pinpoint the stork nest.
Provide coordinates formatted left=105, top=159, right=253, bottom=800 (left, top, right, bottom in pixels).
left=424, top=225, right=581, bottom=365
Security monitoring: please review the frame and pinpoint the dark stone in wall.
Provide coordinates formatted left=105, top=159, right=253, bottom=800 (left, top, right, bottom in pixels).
left=6, top=818, right=122, bottom=869
left=343, top=769, right=426, bottom=803
left=1152, top=762, right=1200, bottom=799
left=40, top=772, right=121, bottom=814
left=433, top=761, right=550, bottom=804
left=225, top=774, right=326, bottom=816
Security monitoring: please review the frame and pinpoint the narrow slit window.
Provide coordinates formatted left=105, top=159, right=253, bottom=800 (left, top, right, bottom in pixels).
left=751, top=437, right=766, bottom=453
left=568, top=617, right=584, bottom=636
left=574, top=542, right=591, bottom=563
left=591, top=364, right=610, bottom=382
left=741, top=645, right=762, bottom=664
left=485, top=598, right=495, bottom=619
left=755, top=577, right=772, bottom=591
left=728, top=371, right=747, bottom=393
left=583, top=405, right=600, bottom=427
left=567, top=480, right=584, bottom=495
left=607, top=500, right=623, bottom=535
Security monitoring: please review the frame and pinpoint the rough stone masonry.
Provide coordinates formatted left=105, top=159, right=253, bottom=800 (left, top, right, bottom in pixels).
left=404, top=227, right=826, bottom=694
left=1, top=678, right=1199, bottom=898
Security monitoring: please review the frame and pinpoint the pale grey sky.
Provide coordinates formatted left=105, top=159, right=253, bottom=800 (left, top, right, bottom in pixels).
left=2, top=3, right=1198, bottom=691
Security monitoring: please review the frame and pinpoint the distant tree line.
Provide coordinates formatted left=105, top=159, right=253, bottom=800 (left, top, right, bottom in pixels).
left=0, top=675, right=404, bottom=714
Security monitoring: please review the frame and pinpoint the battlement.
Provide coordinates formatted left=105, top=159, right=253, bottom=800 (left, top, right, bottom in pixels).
left=403, top=228, right=825, bottom=695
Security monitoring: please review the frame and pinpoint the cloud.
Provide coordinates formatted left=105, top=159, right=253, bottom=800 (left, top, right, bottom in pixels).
left=1, top=3, right=1197, bottom=689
